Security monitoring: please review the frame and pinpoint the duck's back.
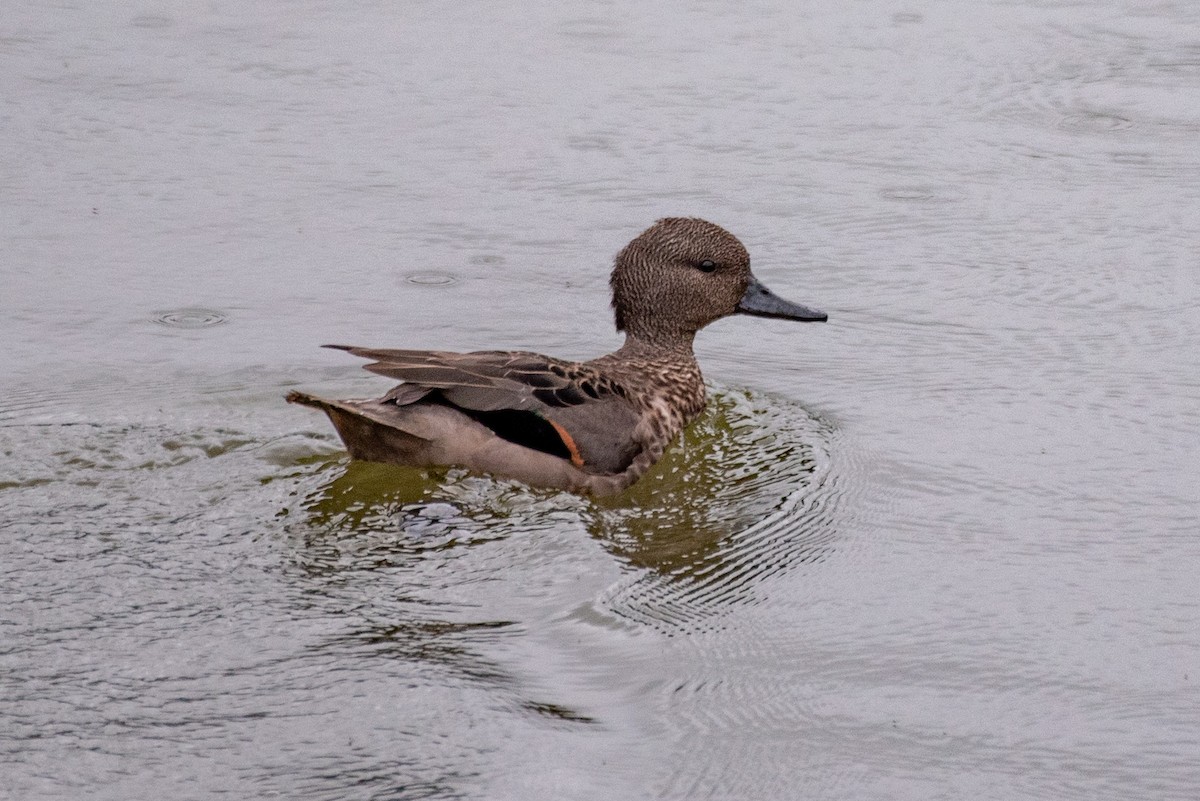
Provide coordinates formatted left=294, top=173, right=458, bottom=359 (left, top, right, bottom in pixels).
left=319, top=346, right=647, bottom=477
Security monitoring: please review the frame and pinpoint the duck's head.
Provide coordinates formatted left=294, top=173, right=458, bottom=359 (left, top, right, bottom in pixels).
left=610, top=217, right=827, bottom=345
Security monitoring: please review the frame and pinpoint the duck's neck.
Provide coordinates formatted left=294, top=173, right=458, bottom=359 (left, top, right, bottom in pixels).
left=607, top=333, right=706, bottom=419
left=613, top=331, right=697, bottom=361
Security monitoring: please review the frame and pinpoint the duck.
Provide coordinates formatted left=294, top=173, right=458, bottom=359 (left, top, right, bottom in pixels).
left=287, top=217, right=827, bottom=496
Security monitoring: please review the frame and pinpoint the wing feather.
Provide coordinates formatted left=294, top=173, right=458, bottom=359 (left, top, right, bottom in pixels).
left=327, top=344, right=643, bottom=473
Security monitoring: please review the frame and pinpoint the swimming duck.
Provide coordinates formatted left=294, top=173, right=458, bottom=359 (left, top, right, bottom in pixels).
left=287, top=217, right=827, bottom=496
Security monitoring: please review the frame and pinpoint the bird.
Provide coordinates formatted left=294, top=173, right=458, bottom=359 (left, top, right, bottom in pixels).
left=287, top=217, right=827, bottom=496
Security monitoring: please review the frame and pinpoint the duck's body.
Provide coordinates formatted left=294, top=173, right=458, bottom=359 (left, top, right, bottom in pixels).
left=288, top=339, right=704, bottom=495
left=288, top=218, right=827, bottom=496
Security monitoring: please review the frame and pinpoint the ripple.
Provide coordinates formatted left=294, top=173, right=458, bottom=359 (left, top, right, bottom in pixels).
left=558, top=17, right=624, bottom=43
left=152, top=308, right=228, bottom=328
left=1147, top=54, right=1200, bottom=77
left=283, top=389, right=850, bottom=632
left=567, top=135, right=618, bottom=153
left=130, top=15, right=173, bottom=29
left=403, top=272, right=459, bottom=286
left=0, top=422, right=261, bottom=489
left=1056, top=109, right=1134, bottom=134
left=587, top=390, right=846, bottom=631
left=0, top=386, right=75, bottom=423
left=877, top=185, right=960, bottom=204
left=948, top=246, right=1197, bottom=318
left=977, top=35, right=1200, bottom=140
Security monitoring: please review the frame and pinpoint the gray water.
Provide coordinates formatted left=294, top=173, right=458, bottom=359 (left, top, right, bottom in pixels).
left=4, top=2, right=1199, bottom=799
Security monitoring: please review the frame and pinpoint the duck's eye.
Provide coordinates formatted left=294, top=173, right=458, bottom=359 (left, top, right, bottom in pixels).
left=696, top=260, right=717, bottom=273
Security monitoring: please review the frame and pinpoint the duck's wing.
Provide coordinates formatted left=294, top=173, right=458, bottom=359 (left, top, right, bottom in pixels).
left=325, top=345, right=643, bottom=474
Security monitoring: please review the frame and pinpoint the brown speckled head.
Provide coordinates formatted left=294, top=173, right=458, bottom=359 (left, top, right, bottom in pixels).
left=610, top=217, right=828, bottom=348
left=610, top=218, right=753, bottom=345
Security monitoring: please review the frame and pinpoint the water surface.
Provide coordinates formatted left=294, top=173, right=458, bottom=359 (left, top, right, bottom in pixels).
left=3, top=2, right=1199, bottom=799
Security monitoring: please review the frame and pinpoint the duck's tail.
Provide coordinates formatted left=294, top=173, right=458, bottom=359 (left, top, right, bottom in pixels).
left=285, top=390, right=330, bottom=410
left=286, top=390, right=438, bottom=465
